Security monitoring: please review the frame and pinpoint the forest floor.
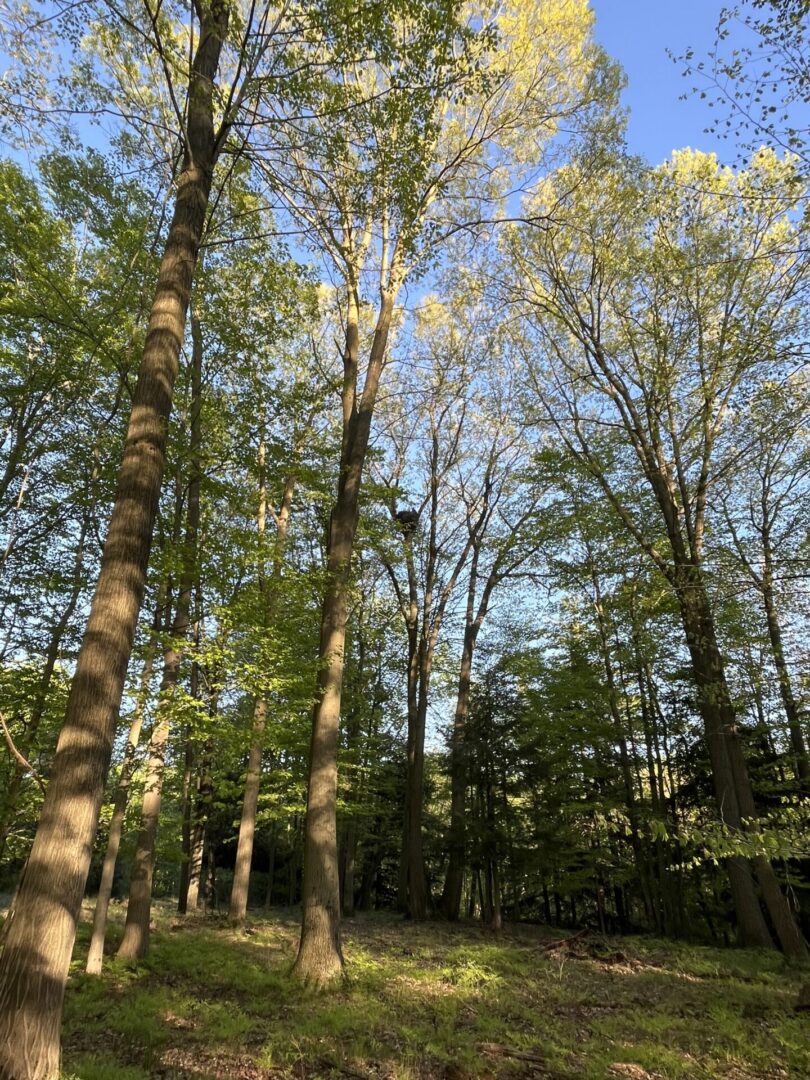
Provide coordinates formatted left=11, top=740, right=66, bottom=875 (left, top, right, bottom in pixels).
left=57, top=902, right=809, bottom=1080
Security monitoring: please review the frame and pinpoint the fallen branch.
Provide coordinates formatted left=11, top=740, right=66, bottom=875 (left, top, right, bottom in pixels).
left=0, top=714, right=46, bottom=794
left=537, top=928, right=589, bottom=953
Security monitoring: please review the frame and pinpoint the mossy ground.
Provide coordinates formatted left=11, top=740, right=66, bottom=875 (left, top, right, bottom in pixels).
left=60, top=902, right=809, bottom=1079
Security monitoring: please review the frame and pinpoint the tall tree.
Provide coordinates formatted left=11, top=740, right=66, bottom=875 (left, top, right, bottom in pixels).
left=506, top=147, right=809, bottom=955
left=257, top=0, right=612, bottom=982
left=0, top=2, right=232, bottom=1070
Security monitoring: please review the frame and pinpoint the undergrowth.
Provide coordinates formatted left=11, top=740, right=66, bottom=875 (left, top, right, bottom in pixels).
left=60, top=902, right=810, bottom=1079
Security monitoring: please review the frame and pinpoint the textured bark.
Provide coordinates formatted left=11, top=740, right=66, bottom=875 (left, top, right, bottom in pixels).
left=294, top=289, right=394, bottom=983
left=0, top=8, right=227, bottom=1071
left=85, top=587, right=166, bottom=975
left=185, top=738, right=214, bottom=912
left=117, top=285, right=207, bottom=962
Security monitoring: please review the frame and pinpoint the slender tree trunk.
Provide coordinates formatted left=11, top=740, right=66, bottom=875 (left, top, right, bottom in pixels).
left=177, top=587, right=203, bottom=915
left=442, top=547, right=486, bottom=919
left=185, top=738, right=214, bottom=912
left=761, top=547, right=810, bottom=791
left=229, top=464, right=295, bottom=925
left=342, top=817, right=357, bottom=916
left=288, top=815, right=300, bottom=906
left=0, top=8, right=228, bottom=1070
left=264, top=824, right=277, bottom=909
left=405, top=651, right=430, bottom=920
left=85, top=586, right=166, bottom=975
left=400, top=531, right=430, bottom=921
left=294, top=289, right=394, bottom=983
left=230, top=698, right=266, bottom=918
left=176, top=724, right=195, bottom=915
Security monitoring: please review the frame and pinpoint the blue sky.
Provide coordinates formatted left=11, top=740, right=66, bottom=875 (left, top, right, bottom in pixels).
left=592, top=0, right=729, bottom=164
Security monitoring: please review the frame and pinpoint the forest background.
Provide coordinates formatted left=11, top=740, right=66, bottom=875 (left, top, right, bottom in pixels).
left=0, top=1, right=809, bottom=1078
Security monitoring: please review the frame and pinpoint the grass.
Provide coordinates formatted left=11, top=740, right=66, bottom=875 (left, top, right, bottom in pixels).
left=59, top=902, right=810, bottom=1079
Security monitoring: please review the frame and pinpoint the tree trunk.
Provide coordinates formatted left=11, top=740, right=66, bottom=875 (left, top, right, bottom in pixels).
left=229, top=464, right=295, bottom=925
left=230, top=698, right=266, bottom=921
left=293, top=289, right=394, bottom=984
left=176, top=724, right=195, bottom=915
left=85, top=586, right=165, bottom=975
left=677, top=574, right=806, bottom=956
left=185, top=739, right=214, bottom=912
left=762, top=548, right=810, bottom=791
left=264, top=825, right=277, bottom=909
left=405, top=655, right=430, bottom=920
left=342, top=817, right=357, bottom=917
left=117, top=303, right=206, bottom=961
left=177, top=584, right=202, bottom=918
left=442, top=548, right=484, bottom=920
left=0, top=7, right=227, bottom=1070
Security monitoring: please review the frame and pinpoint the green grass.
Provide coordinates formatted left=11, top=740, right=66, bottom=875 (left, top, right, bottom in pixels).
left=61, top=903, right=810, bottom=1079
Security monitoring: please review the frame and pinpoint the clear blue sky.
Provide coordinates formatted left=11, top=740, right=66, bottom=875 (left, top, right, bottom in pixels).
left=591, top=0, right=729, bottom=164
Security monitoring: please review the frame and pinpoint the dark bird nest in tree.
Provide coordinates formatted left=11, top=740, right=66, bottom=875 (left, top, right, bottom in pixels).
left=395, top=509, right=419, bottom=535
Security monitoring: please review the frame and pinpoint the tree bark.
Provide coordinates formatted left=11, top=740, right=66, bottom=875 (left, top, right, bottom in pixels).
left=117, top=299, right=206, bottom=961
left=293, top=288, right=394, bottom=983
left=85, top=585, right=166, bottom=974
left=442, top=582, right=478, bottom=919
left=185, top=738, right=214, bottom=912
left=0, top=6, right=227, bottom=1070
left=176, top=721, right=195, bottom=915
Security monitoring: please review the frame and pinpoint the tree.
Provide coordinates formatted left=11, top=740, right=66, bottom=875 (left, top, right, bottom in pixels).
left=0, top=2, right=232, bottom=1071
left=680, top=0, right=810, bottom=171
left=716, top=380, right=810, bottom=791
left=373, top=309, right=481, bottom=921
left=506, top=146, right=809, bottom=955
left=256, top=0, right=613, bottom=982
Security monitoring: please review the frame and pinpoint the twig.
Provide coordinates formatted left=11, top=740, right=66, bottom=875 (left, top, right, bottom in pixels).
left=0, top=715, right=46, bottom=794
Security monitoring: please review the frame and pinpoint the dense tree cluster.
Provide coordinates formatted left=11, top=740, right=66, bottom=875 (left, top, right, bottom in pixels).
left=0, top=1, right=808, bottom=1077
